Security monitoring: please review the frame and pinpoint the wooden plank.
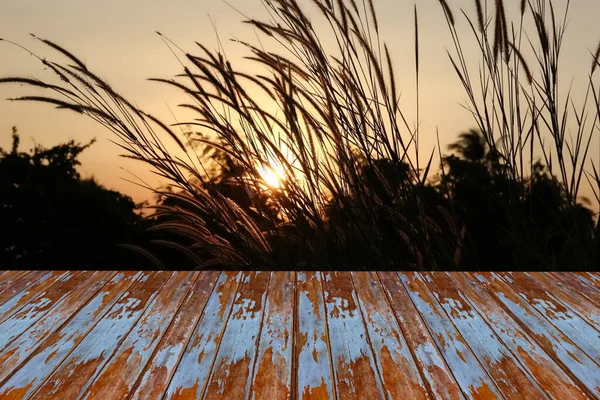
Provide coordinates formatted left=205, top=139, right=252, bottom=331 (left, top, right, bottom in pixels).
left=498, top=272, right=600, bottom=363
left=551, top=272, right=600, bottom=306
left=2, top=269, right=599, bottom=399
left=165, top=271, right=242, bottom=400
left=422, top=272, right=549, bottom=399
left=0, top=271, right=89, bottom=353
left=0, top=271, right=48, bottom=311
left=295, top=271, right=336, bottom=400
left=27, top=271, right=172, bottom=399
left=448, top=271, right=590, bottom=400
left=377, top=271, right=463, bottom=400
left=0, top=271, right=115, bottom=383
left=203, top=271, right=271, bottom=399
left=528, top=271, right=600, bottom=328
left=0, top=271, right=140, bottom=399
left=128, top=271, right=221, bottom=400
left=0, top=271, right=75, bottom=325
left=0, top=271, right=25, bottom=285
left=321, top=271, right=384, bottom=399
left=82, top=271, right=199, bottom=399
left=249, top=271, right=294, bottom=400
left=351, top=272, right=429, bottom=399
left=473, top=272, right=600, bottom=397
left=398, top=272, right=502, bottom=399
left=573, top=272, right=600, bottom=291
left=0, top=271, right=28, bottom=297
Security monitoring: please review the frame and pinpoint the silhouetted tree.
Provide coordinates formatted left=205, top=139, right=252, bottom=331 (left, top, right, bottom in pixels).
left=440, top=129, right=597, bottom=270
left=323, top=156, right=460, bottom=269
left=447, top=129, right=488, bottom=162
left=2, top=125, right=594, bottom=271
left=0, top=128, right=150, bottom=269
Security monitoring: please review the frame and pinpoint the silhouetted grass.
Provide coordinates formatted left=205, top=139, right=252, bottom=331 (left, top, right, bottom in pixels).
left=1, top=0, right=598, bottom=270
left=437, top=0, right=599, bottom=269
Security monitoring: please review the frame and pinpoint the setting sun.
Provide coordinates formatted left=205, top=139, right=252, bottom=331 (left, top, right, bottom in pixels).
left=256, top=157, right=286, bottom=189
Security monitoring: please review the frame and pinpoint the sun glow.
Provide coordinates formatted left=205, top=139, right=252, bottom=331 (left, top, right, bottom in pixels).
left=257, top=157, right=286, bottom=189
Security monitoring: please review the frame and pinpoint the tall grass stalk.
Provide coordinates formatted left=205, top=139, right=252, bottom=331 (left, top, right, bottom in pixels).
left=439, top=0, right=600, bottom=206
left=438, top=0, right=599, bottom=269
left=1, top=0, right=454, bottom=269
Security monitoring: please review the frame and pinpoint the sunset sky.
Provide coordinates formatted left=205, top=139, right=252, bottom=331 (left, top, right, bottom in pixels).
left=1, top=0, right=599, bottom=205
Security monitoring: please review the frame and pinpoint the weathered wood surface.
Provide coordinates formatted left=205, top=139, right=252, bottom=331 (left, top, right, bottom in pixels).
left=295, top=271, right=335, bottom=400
left=0, top=271, right=598, bottom=399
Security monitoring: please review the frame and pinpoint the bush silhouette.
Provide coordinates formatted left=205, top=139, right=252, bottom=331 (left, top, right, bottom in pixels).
left=0, top=128, right=150, bottom=269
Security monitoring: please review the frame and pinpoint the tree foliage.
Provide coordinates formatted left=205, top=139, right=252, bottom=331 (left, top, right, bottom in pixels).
left=440, top=130, right=598, bottom=270
left=0, top=128, right=149, bottom=269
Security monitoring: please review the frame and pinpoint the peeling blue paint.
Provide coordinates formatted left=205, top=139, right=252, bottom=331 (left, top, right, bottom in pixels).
left=0, top=271, right=139, bottom=398
left=399, top=273, right=503, bottom=400
left=165, top=271, right=241, bottom=399
left=297, top=272, right=335, bottom=400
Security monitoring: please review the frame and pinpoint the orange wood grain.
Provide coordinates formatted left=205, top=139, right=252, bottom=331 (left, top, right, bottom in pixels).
left=0, top=270, right=597, bottom=399
left=0, top=271, right=140, bottom=399
left=422, top=271, right=548, bottom=399
left=82, top=271, right=200, bottom=399
left=165, top=271, right=242, bottom=400
left=528, top=271, right=600, bottom=329
left=551, top=272, right=600, bottom=306
left=474, top=272, right=600, bottom=397
left=398, top=272, right=502, bottom=399
left=0, top=271, right=76, bottom=324
left=321, top=271, right=384, bottom=399
left=202, top=271, right=271, bottom=400
left=0, top=271, right=48, bottom=310
left=0, top=271, right=90, bottom=359
left=351, top=271, right=429, bottom=399
left=0, top=271, right=116, bottom=383
left=129, top=270, right=221, bottom=400
left=295, top=271, right=336, bottom=400
left=377, top=271, right=463, bottom=400
left=572, top=272, right=600, bottom=291
left=28, top=271, right=172, bottom=399
left=0, top=271, right=28, bottom=298
left=498, top=272, right=600, bottom=363
left=250, top=271, right=294, bottom=399
left=448, top=271, right=590, bottom=400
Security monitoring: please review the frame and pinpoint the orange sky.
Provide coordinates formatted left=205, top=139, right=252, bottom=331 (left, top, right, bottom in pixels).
left=1, top=0, right=599, bottom=208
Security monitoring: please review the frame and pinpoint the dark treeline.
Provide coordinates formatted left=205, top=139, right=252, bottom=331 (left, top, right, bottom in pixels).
left=155, top=130, right=599, bottom=271
left=1, top=127, right=597, bottom=271
left=0, top=128, right=172, bottom=269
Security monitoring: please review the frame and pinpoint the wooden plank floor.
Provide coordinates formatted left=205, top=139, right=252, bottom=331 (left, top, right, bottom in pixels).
left=0, top=271, right=598, bottom=399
